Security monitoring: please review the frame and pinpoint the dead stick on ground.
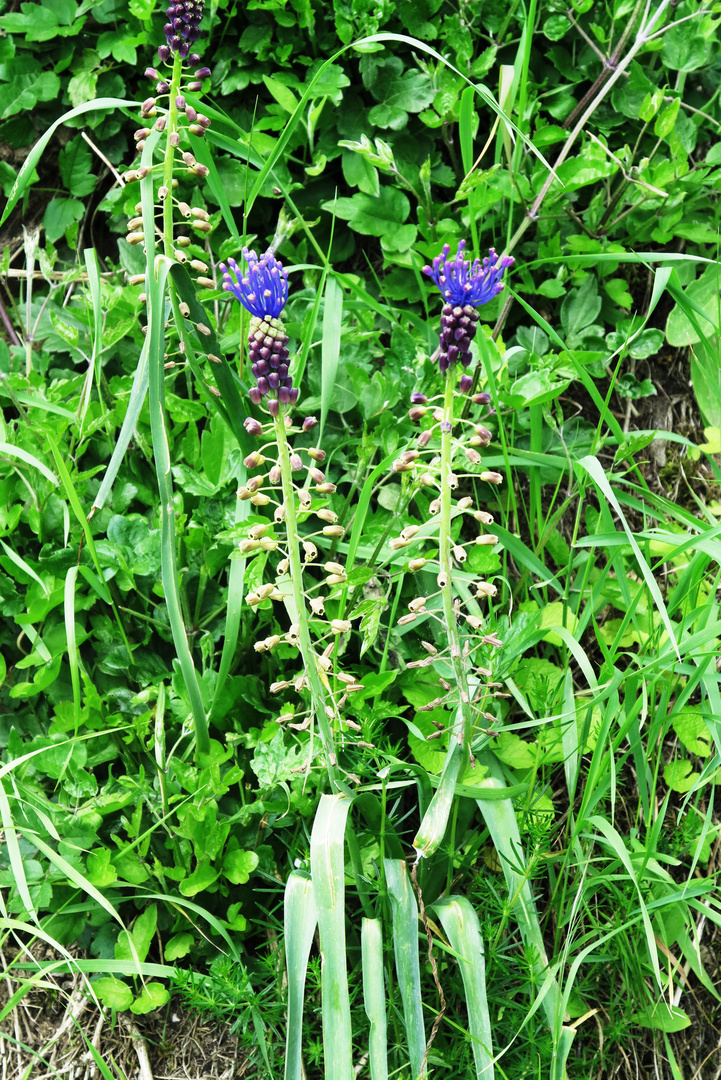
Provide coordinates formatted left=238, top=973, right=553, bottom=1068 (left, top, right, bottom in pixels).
left=120, top=1015, right=154, bottom=1080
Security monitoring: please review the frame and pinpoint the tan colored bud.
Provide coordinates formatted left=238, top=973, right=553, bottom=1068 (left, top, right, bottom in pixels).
left=474, top=510, right=495, bottom=524
left=178, top=202, right=191, bottom=218
left=315, top=482, right=336, bottom=494
left=190, top=207, right=210, bottom=220
left=251, top=493, right=270, bottom=506
left=298, top=489, right=311, bottom=510
left=437, top=570, right=448, bottom=588
left=466, top=614, right=483, bottom=630
left=179, top=301, right=190, bottom=318
left=237, top=487, right=252, bottom=501
left=275, top=503, right=287, bottom=523
left=176, top=235, right=191, bottom=247
left=336, top=672, right=356, bottom=685
left=421, top=641, right=437, bottom=655
left=401, top=525, right=420, bottom=540
left=245, top=591, right=260, bottom=606
left=466, top=448, right=482, bottom=464
left=310, top=597, right=325, bottom=616
left=303, top=541, right=318, bottom=562
left=173, top=249, right=188, bottom=263
left=480, top=471, right=503, bottom=485
left=453, top=545, right=467, bottom=563
left=316, top=508, right=337, bottom=524
left=419, top=473, right=436, bottom=487
left=127, top=216, right=144, bottom=230
left=475, top=582, right=497, bottom=598
left=398, top=613, right=418, bottom=626
left=190, top=259, right=208, bottom=272
left=247, top=474, right=266, bottom=492
left=128, top=273, right=145, bottom=286
left=239, top=538, right=261, bottom=554
left=331, top=619, right=352, bottom=635
left=429, top=499, right=441, bottom=515
left=277, top=558, right=290, bottom=575
left=457, top=496, right=473, bottom=509
left=393, top=460, right=416, bottom=473
left=322, top=525, right=345, bottom=537
left=196, top=277, right=216, bottom=289
left=476, top=534, right=499, bottom=546
left=447, top=473, right=459, bottom=489
left=324, top=562, right=345, bottom=576
left=317, top=655, right=332, bottom=672
left=270, top=681, right=290, bottom=693
left=260, top=537, right=278, bottom=551
left=325, top=574, right=346, bottom=585
left=249, top=524, right=270, bottom=539
left=408, top=558, right=427, bottom=572
left=408, top=597, right=426, bottom=612
left=389, top=538, right=411, bottom=551
left=307, top=447, right=326, bottom=462
left=126, top=232, right=145, bottom=245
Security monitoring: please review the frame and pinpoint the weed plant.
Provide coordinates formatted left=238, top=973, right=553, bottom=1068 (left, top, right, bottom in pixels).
left=0, top=1, right=721, bottom=1079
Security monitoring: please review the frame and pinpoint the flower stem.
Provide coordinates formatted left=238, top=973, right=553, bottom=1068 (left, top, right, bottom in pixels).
left=273, top=411, right=339, bottom=791
left=163, top=55, right=183, bottom=258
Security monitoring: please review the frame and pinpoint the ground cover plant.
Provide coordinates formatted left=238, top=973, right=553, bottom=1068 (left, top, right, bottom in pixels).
left=0, top=0, right=721, bottom=1078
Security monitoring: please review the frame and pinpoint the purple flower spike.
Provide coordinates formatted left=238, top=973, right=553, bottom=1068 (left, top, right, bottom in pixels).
left=220, top=248, right=288, bottom=320
left=423, top=242, right=513, bottom=375
left=423, top=242, right=514, bottom=308
left=221, top=247, right=297, bottom=411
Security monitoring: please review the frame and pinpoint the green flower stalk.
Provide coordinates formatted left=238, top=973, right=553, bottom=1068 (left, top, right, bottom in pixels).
left=225, top=248, right=367, bottom=791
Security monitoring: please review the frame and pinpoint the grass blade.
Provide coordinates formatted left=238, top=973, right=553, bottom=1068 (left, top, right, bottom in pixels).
left=383, top=859, right=426, bottom=1080
left=432, top=897, right=493, bottom=1080
left=362, top=917, right=388, bottom=1080
left=320, top=276, right=343, bottom=442
left=284, top=871, right=318, bottom=1080
left=63, top=565, right=82, bottom=732
left=311, top=794, right=354, bottom=1080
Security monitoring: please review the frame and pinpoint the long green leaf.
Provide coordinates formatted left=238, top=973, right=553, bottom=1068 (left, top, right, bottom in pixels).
left=384, top=859, right=426, bottom=1080
left=362, top=918, right=388, bottom=1080
left=433, top=897, right=493, bottom=1080
left=284, top=872, right=318, bottom=1080
left=311, top=794, right=354, bottom=1080
left=320, top=276, right=343, bottom=442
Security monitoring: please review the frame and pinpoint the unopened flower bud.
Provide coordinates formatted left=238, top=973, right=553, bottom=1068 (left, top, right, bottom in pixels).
left=331, top=619, right=352, bottom=635
left=302, top=416, right=318, bottom=432
left=244, top=451, right=265, bottom=468
left=307, top=447, right=326, bottom=462
left=315, top=482, right=336, bottom=494
left=417, top=430, right=433, bottom=448
left=472, top=392, right=491, bottom=405
left=290, top=453, right=303, bottom=471
left=244, top=417, right=263, bottom=437
left=389, top=538, right=411, bottom=551
left=409, top=558, right=427, bottom=571
left=398, top=613, right=418, bottom=626
left=453, top=545, right=467, bottom=563
left=322, top=525, right=345, bottom=537
left=310, top=597, right=325, bottom=616
left=317, top=508, right=337, bottom=524
left=476, top=534, right=499, bottom=546
left=251, top=493, right=270, bottom=505
left=466, top=447, right=481, bottom=464
left=411, top=392, right=427, bottom=405
left=429, top=499, right=441, bottom=515
left=408, top=597, right=427, bottom=612
left=303, top=541, right=318, bottom=562
left=480, top=471, right=503, bottom=485
left=419, top=473, right=435, bottom=487
left=269, top=465, right=281, bottom=484
left=401, top=525, right=420, bottom=540
left=409, top=407, right=427, bottom=422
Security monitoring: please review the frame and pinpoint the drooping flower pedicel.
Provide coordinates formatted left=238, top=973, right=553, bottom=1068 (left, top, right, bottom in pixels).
left=423, top=242, right=514, bottom=373
left=220, top=248, right=297, bottom=415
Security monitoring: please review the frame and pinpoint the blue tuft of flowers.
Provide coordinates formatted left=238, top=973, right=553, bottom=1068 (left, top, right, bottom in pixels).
left=220, top=248, right=289, bottom=320
left=423, top=241, right=514, bottom=308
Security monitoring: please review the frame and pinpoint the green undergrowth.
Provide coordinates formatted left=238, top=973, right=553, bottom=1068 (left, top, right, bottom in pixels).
left=1, top=1, right=721, bottom=1079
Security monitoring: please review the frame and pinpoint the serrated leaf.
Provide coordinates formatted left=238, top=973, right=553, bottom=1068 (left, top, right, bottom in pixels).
left=58, top=137, right=96, bottom=197
left=92, top=977, right=133, bottom=1011
left=129, top=983, right=170, bottom=1015
left=222, top=848, right=259, bottom=884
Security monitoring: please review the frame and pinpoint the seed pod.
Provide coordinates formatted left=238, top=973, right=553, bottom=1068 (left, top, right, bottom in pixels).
left=408, top=558, right=427, bottom=572
left=475, top=582, right=497, bottom=598
left=480, top=471, right=503, bottom=485
left=331, top=619, right=352, bottom=635
left=475, top=534, right=499, bottom=546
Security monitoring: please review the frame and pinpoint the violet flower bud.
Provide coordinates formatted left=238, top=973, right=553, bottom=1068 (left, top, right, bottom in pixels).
left=195, top=67, right=212, bottom=79
left=157, top=44, right=170, bottom=62
left=459, top=374, right=473, bottom=393
left=244, top=417, right=263, bottom=437
left=144, top=67, right=159, bottom=80
left=302, top=417, right=318, bottom=432
left=155, top=81, right=170, bottom=94
left=472, top=392, right=491, bottom=405
left=410, top=392, right=427, bottom=405
left=268, top=399, right=280, bottom=417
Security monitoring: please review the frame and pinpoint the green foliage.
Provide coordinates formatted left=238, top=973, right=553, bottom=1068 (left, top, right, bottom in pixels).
left=2, top=0, right=721, bottom=1077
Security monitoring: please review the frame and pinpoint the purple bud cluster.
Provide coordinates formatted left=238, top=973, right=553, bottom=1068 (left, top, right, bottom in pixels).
left=438, top=302, right=479, bottom=373
left=220, top=248, right=298, bottom=414
left=159, top=1, right=204, bottom=60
